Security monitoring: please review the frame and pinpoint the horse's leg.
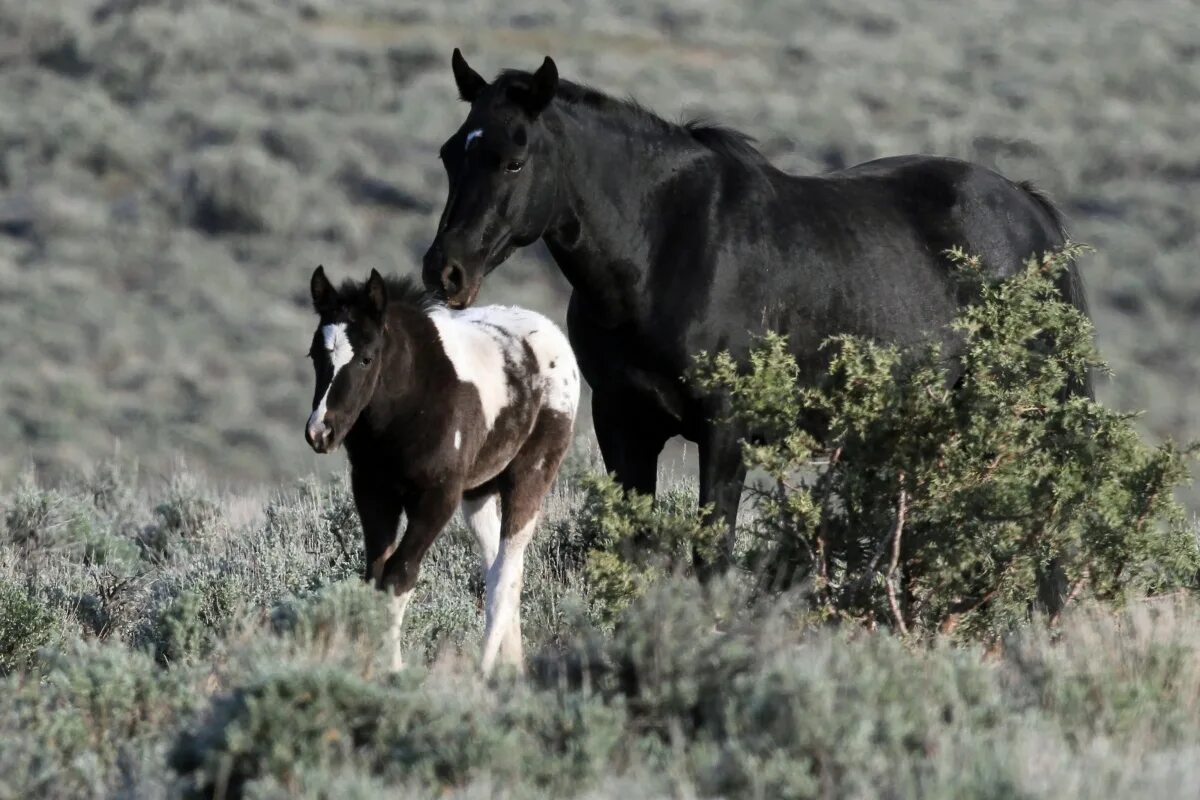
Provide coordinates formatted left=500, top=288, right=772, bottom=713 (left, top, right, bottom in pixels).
left=379, top=485, right=460, bottom=671
left=351, top=469, right=404, bottom=588
left=695, top=422, right=748, bottom=582
left=592, top=391, right=668, bottom=498
left=461, top=484, right=501, bottom=603
left=481, top=410, right=573, bottom=675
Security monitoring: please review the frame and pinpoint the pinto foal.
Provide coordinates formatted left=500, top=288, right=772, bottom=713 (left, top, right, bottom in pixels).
left=304, top=266, right=579, bottom=673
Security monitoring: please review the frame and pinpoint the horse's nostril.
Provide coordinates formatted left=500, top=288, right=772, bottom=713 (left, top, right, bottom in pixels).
left=442, top=263, right=465, bottom=294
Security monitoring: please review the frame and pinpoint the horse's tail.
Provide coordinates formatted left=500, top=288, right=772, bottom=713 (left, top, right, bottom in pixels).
left=1019, top=180, right=1095, bottom=400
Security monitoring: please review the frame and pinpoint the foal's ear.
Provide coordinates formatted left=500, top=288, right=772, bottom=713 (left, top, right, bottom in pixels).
left=310, top=265, right=338, bottom=315
left=366, top=268, right=388, bottom=319
left=452, top=48, right=488, bottom=103
left=513, top=55, right=558, bottom=116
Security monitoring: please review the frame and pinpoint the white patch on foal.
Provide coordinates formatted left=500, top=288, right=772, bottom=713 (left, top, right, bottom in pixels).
left=454, top=430, right=462, bottom=450
left=430, top=306, right=579, bottom=432
left=307, top=323, right=354, bottom=431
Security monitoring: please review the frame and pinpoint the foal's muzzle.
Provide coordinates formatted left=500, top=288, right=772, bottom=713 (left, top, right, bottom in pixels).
left=305, top=417, right=336, bottom=454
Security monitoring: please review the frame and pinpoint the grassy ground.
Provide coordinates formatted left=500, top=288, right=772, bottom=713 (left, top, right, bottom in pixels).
left=2, top=459, right=1200, bottom=798
left=2, top=0, right=1197, bottom=502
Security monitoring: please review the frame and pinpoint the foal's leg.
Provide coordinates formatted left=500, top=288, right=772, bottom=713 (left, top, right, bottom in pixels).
left=351, top=470, right=404, bottom=588
left=461, top=486, right=501, bottom=582
left=482, top=508, right=538, bottom=673
left=379, top=486, right=460, bottom=671
left=481, top=411, right=573, bottom=675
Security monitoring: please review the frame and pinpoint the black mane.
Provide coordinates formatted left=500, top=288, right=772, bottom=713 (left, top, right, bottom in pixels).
left=495, top=69, right=771, bottom=168
left=337, top=273, right=442, bottom=315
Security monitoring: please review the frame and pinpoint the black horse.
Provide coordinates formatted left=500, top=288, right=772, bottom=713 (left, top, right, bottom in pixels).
left=305, top=266, right=579, bottom=673
left=422, top=51, right=1091, bottom=572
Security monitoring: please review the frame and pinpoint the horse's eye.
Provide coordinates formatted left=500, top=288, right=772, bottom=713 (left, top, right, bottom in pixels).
left=505, top=159, right=525, bottom=173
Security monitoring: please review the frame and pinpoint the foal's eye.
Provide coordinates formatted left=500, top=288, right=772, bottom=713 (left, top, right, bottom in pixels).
left=505, top=159, right=525, bottom=173
left=360, top=356, right=373, bottom=366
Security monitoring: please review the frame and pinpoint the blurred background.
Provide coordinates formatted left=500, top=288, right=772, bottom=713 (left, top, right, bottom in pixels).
left=2, top=0, right=1197, bottom=502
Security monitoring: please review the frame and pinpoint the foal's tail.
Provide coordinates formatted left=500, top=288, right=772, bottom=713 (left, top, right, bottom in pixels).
left=1019, top=180, right=1095, bottom=400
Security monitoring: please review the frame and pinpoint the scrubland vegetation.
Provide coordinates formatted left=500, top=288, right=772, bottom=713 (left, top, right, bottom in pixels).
left=2, top=0, right=1198, bottom=501
left=2, top=460, right=1199, bottom=799
left=3, top=247, right=1198, bottom=798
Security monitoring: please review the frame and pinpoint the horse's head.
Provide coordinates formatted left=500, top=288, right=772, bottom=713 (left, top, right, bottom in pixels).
left=305, top=266, right=389, bottom=453
left=423, top=49, right=561, bottom=308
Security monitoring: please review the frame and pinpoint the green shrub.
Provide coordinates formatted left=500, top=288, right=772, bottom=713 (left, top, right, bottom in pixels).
left=692, top=245, right=1198, bottom=639
left=0, top=641, right=194, bottom=798
left=1005, top=598, right=1200, bottom=744
left=170, top=665, right=626, bottom=798
left=270, top=579, right=391, bottom=655
left=262, top=477, right=363, bottom=584
left=155, top=573, right=245, bottom=666
left=141, top=473, right=222, bottom=560
left=154, top=474, right=220, bottom=541
left=579, top=474, right=724, bottom=625
left=1, top=467, right=143, bottom=573
left=535, top=577, right=1026, bottom=799
left=2, top=480, right=60, bottom=547
left=0, top=578, right=59, bottom=674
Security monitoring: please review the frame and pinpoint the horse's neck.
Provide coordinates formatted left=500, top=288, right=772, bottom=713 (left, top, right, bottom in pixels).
left=543, top=107, right=700, bottom=321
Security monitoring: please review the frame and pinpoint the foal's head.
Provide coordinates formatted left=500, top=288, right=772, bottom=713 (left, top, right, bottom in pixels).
left=422, top=49, right=562, bottom=308
left=305, top=266, right=390, bottom=453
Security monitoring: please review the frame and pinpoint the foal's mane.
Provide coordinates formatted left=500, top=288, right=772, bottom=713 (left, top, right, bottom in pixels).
left=496, top=69, right=771, bottom=169
left=337, top=274, right=443, bottom=316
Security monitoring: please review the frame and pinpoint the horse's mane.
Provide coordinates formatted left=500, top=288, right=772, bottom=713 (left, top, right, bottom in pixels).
left=496, top=69, right=772, bottom=169
left=336, top=273, right=443, bottom=315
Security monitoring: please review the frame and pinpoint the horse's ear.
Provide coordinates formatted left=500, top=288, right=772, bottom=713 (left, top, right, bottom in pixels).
left=452, top=48, right=488, bottom=103
left=310, top=265, right=338, bottom=315
left=366, top=268, right=388, bottom=319
left=514, top=55, right=558, bottom=116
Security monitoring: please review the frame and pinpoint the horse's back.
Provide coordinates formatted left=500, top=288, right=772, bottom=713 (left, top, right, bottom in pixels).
left=827, top=155, right=1066, bottom=269
left=695, top=154, right=1076, bottom=372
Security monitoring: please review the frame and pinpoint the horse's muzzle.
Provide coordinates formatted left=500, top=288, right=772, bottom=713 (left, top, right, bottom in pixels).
left=434, top=262, right=478, bottom=309
left=423, top=242, right=482, bottom=308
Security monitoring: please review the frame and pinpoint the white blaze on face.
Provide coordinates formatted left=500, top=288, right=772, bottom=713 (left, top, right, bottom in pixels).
left=308, top=323, right=354, bottom=431
left=464, top=128, right=483, bottom=150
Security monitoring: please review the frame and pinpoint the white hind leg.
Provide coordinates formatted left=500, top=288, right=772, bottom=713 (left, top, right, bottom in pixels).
left=481, top=514, right=536, bottom=675
left=389, top=589, right=412, bottom=671
left=462, top=492, right=501, bottom=580
left=501, top=570, right=524, bottom=664
left=478, top=409, right=574, bottom=676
